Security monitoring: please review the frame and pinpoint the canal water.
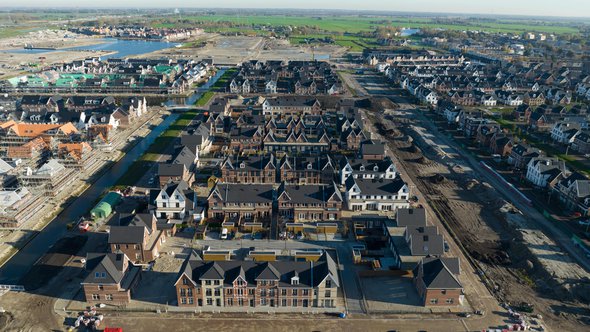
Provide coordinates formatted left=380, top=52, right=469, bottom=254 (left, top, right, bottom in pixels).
left=2, top=38, right=179, bottom=59
left=0, top=68, right=225, bottom=284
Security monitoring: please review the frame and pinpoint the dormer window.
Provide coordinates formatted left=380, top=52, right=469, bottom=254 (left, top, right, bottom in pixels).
left=307, top=164, right=313, bottom=170
left=359, top=166, right=365, bottom=171
left=240, top=162, right=245, bottom=169
left=291, top=276, right=299, bottom=285
left=373, top=166, right=379, bottom=172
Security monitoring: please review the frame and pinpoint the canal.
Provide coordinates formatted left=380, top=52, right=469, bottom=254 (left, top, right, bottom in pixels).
left=0, top=68, right=226, bottom=284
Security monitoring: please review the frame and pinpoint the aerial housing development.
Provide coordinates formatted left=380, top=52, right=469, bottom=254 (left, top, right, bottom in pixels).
left=0, top=3, right=589, bottom=332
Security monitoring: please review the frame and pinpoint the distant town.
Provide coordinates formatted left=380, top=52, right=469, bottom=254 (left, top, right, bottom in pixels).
left=0, top=5, right=589, bottom=332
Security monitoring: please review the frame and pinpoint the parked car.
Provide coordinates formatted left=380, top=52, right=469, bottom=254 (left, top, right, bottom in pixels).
left=220, top=228, right=228, bottom=240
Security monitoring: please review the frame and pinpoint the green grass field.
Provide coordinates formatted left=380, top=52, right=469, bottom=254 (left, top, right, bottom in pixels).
left=163, top=14, right=581, bottom=35
left=195, top=91, right=215, bottom=107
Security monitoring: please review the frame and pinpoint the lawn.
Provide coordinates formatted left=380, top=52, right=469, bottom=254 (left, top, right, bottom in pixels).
left=153, top=14, right=581, bottom=35
left=116, top=109, right=202, bottom=186
left=212, top=68, right=238, bottom=92
left=195, top=91, right=215, bottom=107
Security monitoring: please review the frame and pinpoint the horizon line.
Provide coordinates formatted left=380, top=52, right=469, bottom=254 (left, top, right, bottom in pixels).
left=1, top=6, right=589, bottom=21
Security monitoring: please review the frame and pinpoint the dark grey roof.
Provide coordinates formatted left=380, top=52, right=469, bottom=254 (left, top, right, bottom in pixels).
left=83, top=253, right=130, bottom=285
left=417, top=257, right=462, bottom=289
left=277, top=183, right=342, bottom=204
left=108, top=225, right=146, bottom=244
left=406, top=226, right=444, bottom=256
left=177, top=251, right=339, bottom=288
left=396, top=208, right=427, bottom=227
left=209, top=183, right=274, bottom=203
left=361, top=142, right=385, bottom=156
left=346, top=177, right=407, bottom=196
left=172, top=146, right=196, bottom=170
left=158, top=163, right=185, bottom=177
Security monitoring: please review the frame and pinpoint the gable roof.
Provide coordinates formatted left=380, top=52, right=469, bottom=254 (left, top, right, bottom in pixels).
left=417, top=257, right=462, bottom=290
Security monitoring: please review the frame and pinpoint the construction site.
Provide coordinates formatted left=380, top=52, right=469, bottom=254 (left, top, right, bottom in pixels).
left=365, top=102, right=590, bottom=331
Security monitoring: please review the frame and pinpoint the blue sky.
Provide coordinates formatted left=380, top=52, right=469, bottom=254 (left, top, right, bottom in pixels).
left=8, top=0, right=590, bottom=18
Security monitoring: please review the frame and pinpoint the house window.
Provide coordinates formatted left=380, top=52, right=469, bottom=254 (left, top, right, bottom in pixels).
left=206, top=298, right=213, bottom=305
left=188, top=289, right=193, bottom=297
left=205, top=280, right=211, bottom=286
left=181, top=297, right=187, bottom=304
left=183, top=278, right=189, bottom=285
left=430, top=298, right=438, bottom=304
left=188, top=297, right=194, bottom=304
left=261, top=298, right=267, bottom=306
left=325, top=280, right=332, bottom=288
left=293, top=299, right=298, bottom=307
left=206, top=289, right=212, bottom=296
left=98, top=285, right=104, bottom=291
left=292, top=289, right=298, bottom=296
left=91, top=294, right=100, bottom=300
left=227, top=289, right=233, bottom=295
left=325, top=290, right=331, bottom=298
left=180, top=289, right=186, bottom=296
left=228, top=298, right=233, bottom=306
left=446, top=298, right=454, bottom=304
left=214, top=289, right=221, bottom=296
left=214, top=280, right=220, bottom=286
left=105, top=294, right=113, bottom=301
left=302, top=289, right=309, bottom=296
left=282, top=299, right=287, bottom=307
left=248, top=289, right=255, bottom=295
left=281, top=289, right=287, bottom=296
left=261, top=289, right=267, bottom=297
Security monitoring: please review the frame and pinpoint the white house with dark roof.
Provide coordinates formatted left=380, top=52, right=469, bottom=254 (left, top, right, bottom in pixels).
left=344, top=177, right=410, bottom=213
left=339, top=157, right=397, bottom=185
left=150, top=180, right=197, bottom=222
left=526, top=157, right=569, bottom=188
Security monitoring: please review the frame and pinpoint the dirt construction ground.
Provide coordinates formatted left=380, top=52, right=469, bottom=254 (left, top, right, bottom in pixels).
left=367, top=108, right=590, bottom=331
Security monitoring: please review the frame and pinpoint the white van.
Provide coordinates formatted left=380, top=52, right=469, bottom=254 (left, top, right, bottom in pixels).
left=220, top=228, right=228, bottom=240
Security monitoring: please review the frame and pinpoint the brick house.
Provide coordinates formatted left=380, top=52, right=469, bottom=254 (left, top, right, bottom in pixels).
left=276, top=182, right=342, bottom=222
left=508, top=143, right=543, bottom=170
left=157, top=146, right=197, bottom=187
left=413, top=257, right=463, bottom=306
left=108, top=213, right=175, bottom=263
left=340, top=127, right=367, bottom=150
left=81, top=253, right=142, bottom=305
left=220, top=154, right=277, bottom=184
left=278, top=154, right=335, bottom=184
left=360, top=142, right=386, bottom=161
left=174, top=251, right=340, bottom=309
left=489, top=134, right=513, bottom=156
left=207, top=183, right=274, bottom=224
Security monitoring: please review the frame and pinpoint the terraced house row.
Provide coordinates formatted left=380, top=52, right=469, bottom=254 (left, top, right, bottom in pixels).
left=175, top=251, right=340, bottom=309
left=1, top=57, right=212, bottom=94
left=228, top=60, right=343, bottom=95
